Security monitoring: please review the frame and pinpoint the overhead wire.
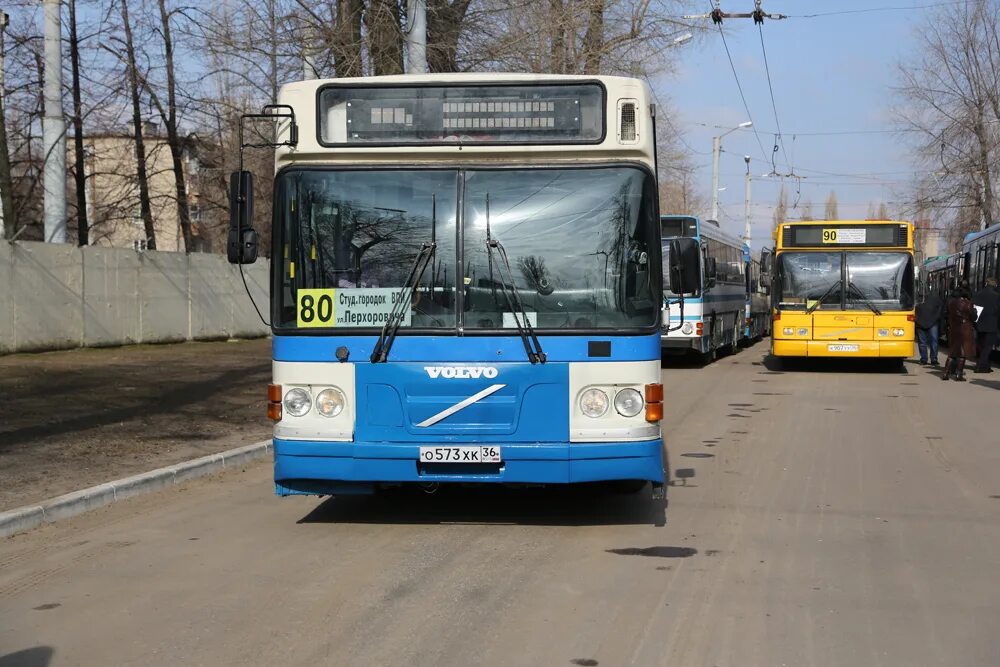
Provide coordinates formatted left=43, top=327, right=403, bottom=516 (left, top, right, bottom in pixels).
left=709, top=2, right=770, bottom=163
left=786, top=1, right=970, bottom=19
left=756, top=22, right=790, bottom=174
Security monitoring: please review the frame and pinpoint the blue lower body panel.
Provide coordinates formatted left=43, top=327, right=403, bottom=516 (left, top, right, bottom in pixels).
left=273, top=438, right=665, bottom=495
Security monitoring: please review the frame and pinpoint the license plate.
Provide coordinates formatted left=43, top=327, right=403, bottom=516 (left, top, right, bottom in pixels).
left=419, top=446, right=502, bottom=463
left=827, top=344, right=860, bottom=352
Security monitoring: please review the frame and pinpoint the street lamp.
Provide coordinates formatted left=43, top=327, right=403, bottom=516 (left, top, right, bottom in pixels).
left=711, top=120, right=752, bottom=221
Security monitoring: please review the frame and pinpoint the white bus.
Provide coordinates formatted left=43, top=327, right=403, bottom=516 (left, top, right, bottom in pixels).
left=227, top=74, right=671, bottom=499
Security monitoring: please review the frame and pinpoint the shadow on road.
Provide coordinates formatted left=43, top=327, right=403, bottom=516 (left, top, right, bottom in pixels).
left=970, top=378, right=1000, bottom=391
left=762, top=355, right=910, bottom=374
left=297, top=483, right=668, bottom=527
left=0, top=647, right=54, bottom=667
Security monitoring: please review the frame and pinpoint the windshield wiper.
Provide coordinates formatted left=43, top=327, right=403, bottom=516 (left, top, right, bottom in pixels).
left=370, top=242, right=436, bottom=363
left=846, top=281, right=883, bottom=316
left=484, top=196, right=546, bottom=364
left=806, top=280, right=842, bottom=314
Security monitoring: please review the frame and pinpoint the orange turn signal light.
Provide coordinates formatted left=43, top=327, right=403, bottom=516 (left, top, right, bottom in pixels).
left=267, top=402, right=282, bottom=421
left=696, top=321, right=704, bottom=335
left=645, top=383, right=663, bottom=403
left=645, top=402, right=663, bottom=423
left=268, top=383, right=282, bottom=402
left=906, top=314, right=915, bottom=322
left=773, top=310, right=781, bottom=321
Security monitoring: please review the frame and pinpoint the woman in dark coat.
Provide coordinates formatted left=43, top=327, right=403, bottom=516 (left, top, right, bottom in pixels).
left=943, top=287, right=978, bottom=381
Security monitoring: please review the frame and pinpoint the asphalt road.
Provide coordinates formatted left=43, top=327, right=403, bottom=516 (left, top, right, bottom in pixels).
left=2, top=342, right=999, bottom=666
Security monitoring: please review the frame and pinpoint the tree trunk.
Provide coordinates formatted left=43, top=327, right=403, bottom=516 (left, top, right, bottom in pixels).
left=581, top=0, right=606, bottom=75
left=0, top=23, right=16, bottom=239
left=426, top=0, right=471, bottom=73
left=549, top=0, right=566, bottom=74
left=121, top=0, right=157, bottom=250
left=366, top=0, right=404, bottom=75
left=68, top=0, right=88, bottom=245
left=334, top=0, right=364, bottom=77
left=157, top=0, right=194, bottom=253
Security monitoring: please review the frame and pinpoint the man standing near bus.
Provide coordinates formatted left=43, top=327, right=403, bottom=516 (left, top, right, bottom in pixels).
left=915, top=290, right=944, bottom=366
left=972, top=277, right=1000, bottom=373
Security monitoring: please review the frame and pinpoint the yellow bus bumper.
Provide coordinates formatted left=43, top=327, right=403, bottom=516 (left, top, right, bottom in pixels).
left=772, top=339, right=913, bottom=358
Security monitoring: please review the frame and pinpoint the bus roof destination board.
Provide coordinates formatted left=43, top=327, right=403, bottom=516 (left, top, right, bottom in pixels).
left=782, top=223, right=909, bottom=248
left=319, top=82, right=605, bottom=145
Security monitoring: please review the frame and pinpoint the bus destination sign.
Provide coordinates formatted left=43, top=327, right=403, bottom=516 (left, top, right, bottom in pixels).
left=784, top=224, right=907, bottom=248
left=319, top=83, right=604, bottom=146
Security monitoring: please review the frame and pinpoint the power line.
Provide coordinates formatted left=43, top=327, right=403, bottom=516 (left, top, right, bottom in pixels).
left=786, top=1, right=970, bottom=19
left=756, top=22, right=789, bottom=173
left=710, top=3, right=770, bottom=163
left=689, top=122, right=921, bottom=136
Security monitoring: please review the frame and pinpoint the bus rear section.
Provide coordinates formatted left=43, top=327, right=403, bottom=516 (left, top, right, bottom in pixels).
left=766, top=221, right=916, bottom=359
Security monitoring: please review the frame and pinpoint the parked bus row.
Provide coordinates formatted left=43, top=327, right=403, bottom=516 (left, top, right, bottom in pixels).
left=917, top=224, right=1000, bottom=353
left=224, top=71, right=919, bottom=506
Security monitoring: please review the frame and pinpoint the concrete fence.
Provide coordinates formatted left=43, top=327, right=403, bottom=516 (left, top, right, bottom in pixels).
left=0, top=241, right=270, bottom=355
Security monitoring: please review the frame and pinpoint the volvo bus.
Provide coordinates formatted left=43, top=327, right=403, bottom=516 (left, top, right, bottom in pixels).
left=762, top=220, right=916, bottom=363
left=228, top=74, right=667, bottom=499
left=661, top=215, right=747, bottom=361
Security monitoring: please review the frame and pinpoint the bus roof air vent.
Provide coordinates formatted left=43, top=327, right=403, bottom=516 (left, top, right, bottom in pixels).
left=617, top=99, right=638, bottom=144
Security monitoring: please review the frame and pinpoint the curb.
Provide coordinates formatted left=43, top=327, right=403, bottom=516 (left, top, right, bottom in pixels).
left=0, top=440, right=272, bottom=539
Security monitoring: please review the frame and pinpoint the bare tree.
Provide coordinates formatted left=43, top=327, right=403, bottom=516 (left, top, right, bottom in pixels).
left=799, top=199, right=813, bottom=222
left=772, top=185, right=787, bottom=230
left=824, top=190, right=838, bottom=221
left=119, top=0, right=157, bottom=249
left=897, top=0, right=999, bottom=234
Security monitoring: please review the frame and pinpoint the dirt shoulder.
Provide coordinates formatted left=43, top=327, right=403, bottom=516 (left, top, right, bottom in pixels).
left=0, top=339, right=272, bottom=511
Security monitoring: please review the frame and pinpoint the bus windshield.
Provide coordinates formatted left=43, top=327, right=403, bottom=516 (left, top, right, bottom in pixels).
left=775, top=251, right=914, bottom=311
left=845, top=252, right=914, bottom=311
left=775, top=252, right=842, bottom=310
left=273, top=166, right=659, bottom=331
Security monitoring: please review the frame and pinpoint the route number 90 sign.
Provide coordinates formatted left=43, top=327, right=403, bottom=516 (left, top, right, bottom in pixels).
left=822, top=228, right=867, bottom=244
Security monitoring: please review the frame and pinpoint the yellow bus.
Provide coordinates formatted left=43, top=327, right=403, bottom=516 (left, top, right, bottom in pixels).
left=761, top=220, right=915, bottom=362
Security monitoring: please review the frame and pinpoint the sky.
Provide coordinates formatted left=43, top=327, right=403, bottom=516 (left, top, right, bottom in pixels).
left=656, top=0, right=944, bottom=251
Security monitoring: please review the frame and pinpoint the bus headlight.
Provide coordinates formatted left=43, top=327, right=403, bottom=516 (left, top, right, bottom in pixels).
left=681, top=322, right=694, bottom=335
left=579, top=388, right=609, bottom=418
left=892, top=328, right=906, bottom=337
left=783, top=327, right=794, bottom=336
left=797, top=328, right=808, bottom=336
left=315, top=387, right=346, bottom=418
left=614, top=388, right=644, bottom=417
left=283, top=387, right=311, bottom=417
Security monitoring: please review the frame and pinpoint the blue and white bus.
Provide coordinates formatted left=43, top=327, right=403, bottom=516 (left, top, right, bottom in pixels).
left=661, top=215, right=748, bottom=361
left=228, top=74, right=667, bottom=499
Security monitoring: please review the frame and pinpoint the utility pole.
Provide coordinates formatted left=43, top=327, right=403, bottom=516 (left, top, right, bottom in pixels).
left=711, top=136, right=720, bottom=221
left=711, top=121, right=752, bottom=222
left=43, top=0, right=67, bottom=243
left=0, top=9, right=15, bottom=240
left=743, top=155, right=752, bottom=245
left=406, top=0, right=427, bottom=74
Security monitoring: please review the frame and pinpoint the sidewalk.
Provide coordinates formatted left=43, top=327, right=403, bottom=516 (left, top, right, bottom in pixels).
left=0, top=339, right=272, bottom=511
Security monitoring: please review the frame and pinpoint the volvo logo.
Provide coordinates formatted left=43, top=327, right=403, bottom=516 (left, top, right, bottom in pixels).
left=424, top=366, right=499, bottom=379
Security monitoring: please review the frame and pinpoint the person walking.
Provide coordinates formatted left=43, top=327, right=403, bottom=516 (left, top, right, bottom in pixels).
left=972, top=276, right=1000, bottom=373
left=915, top=290, right=944, bottom=365
left=942, top=286, right=977, bottom=381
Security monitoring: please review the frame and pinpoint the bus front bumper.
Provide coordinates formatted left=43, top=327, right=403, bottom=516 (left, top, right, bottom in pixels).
left=772, top=339, right=913, bottom=358
left=273, top=438, right=665, bottom=495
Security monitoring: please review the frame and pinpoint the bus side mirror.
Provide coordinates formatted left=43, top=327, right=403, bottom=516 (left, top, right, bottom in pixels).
left=705, top=257, right=717, bottom=287
left=227, top=171, right=258, bottom=264
left=667, top=239, right=683, bottom=293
